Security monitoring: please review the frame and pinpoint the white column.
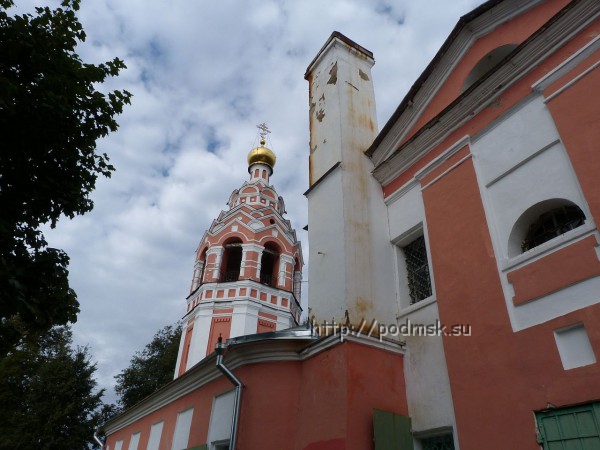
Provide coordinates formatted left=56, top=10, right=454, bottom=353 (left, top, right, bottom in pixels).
left=279, top=254, right=294, bottom=288
left=230, top=301, right=259, bottom=338
left=206, top=246, right=223, bottom=280
left=294, top=271, right=302, bottom=300
left=191, top=260, right=204, bottom=290
left=255, top=247, right=264, bottom=279
left=188, top=308, right=214, bottom=363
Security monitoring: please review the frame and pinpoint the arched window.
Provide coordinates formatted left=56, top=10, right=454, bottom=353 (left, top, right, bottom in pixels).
left=462, top=44, right=518, bottom=92
left=260, top=242, right=280, bottom=287
left=509, top=199, right=586, bottom=256
left=220, top=238, right=243, bottom=282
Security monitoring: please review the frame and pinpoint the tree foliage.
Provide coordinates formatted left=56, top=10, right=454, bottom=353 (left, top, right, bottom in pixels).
left=115, top=323, right=182, bottom=410
left=0, top=324, right=104, bottom=449
left=0, top=0, right=131, bottom=355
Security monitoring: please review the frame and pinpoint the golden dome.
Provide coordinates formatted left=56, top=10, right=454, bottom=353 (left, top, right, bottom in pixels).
left=247, top=139, right=276, bottom=169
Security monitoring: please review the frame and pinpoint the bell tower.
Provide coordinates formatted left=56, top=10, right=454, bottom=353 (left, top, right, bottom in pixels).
left=174, top=125, right=303, bottom=378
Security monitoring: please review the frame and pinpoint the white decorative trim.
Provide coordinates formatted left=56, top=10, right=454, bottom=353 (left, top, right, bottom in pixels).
left=414, top=135, right=471, bottom=181
left=396, top=296, right=437, bottom=320
left=484, top=138, right=559, bottom=188
left=279, top=254, right=295, bottom=264
left=241, top=243, right=264, bottom=253
left=544, top=60, right=600, bottom=103
left=532, top=34, right=600, bottom=91
left=384, top=178, right=419, bottom=206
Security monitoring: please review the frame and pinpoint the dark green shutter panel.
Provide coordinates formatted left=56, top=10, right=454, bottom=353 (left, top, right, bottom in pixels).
left=373, top=409, right=414, bottom=450
left=536, top=403, right=600, bottom=450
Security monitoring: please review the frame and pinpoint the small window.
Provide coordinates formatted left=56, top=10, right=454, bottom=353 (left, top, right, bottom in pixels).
left=403, top=236, right=432, bottom=304
left=521, top=204, right=585, bottom=252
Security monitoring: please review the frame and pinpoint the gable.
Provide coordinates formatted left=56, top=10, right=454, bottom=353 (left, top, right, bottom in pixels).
left=368, top=0, right=570, bottom=166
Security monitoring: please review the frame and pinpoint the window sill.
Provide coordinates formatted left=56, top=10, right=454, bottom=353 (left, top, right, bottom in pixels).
left=396, top=295, right=437, bottom=319
left=503, top=223, right=597, bottom=272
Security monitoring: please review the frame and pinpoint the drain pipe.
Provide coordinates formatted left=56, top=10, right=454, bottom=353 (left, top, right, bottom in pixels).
left=215, top=336, right=243, bottom=450
left=93, top=432, right=104, bottom=449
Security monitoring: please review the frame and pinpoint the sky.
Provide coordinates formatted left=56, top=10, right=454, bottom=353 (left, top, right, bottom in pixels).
left=20, top=0, right=485, bottom=403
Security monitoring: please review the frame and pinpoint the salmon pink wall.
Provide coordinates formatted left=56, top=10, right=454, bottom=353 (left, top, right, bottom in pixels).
left=422, top=150, right=600, bottom=449
left=296, top=342, right=407, bottom=450
left=106, top=341, right=406, bottom=450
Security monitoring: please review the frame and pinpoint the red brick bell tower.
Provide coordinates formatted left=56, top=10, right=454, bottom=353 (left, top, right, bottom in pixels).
left=174, top=125, right=303, bottom=377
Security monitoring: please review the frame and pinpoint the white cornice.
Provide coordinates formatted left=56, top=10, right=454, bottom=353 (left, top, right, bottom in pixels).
left=373, top=0, right=600, bottom=185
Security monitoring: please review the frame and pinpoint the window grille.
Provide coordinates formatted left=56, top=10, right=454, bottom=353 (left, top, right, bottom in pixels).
left=403, top=235, right=432, bottom=304
left=421, top=434, right=455, bottom=450
left=521, top=205, right=585, bottom=252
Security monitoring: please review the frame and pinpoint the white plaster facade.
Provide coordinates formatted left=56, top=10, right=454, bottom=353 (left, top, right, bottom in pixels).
left=305, top=33, right=458, bottom=442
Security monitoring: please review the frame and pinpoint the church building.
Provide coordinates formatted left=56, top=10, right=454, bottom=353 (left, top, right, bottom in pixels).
left=101, top=0, right=600, bottom=449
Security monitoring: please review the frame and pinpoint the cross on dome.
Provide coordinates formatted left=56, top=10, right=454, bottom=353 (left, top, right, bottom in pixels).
left=256, top=122, right=271, bottom=145
left=248, top=123, right=276, bottom=171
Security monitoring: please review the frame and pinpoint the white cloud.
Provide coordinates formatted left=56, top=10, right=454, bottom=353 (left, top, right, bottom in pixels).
left=25, top=0, right=488, bottom=403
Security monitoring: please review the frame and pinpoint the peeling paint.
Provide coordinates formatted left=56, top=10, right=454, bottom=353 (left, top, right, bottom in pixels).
left=316, top=109, right=325, bottom=122
left=327, top=62, right=337, bottom=85
left=358, top=69, right=369, bottom=81
left=319, top=93, right=325, bottom=101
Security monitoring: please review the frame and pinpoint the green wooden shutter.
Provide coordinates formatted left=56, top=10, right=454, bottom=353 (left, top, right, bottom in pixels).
left=373, top=409, right=414, bottom=450
left=536, top=403, right=600, bottom=450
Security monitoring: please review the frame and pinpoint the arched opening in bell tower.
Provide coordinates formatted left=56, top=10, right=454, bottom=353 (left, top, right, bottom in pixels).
left=198, top=248, right=207, bottom=286
left=260, top=242, right=280, bottom=287
left=220, top=238, right=243, bottom=282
